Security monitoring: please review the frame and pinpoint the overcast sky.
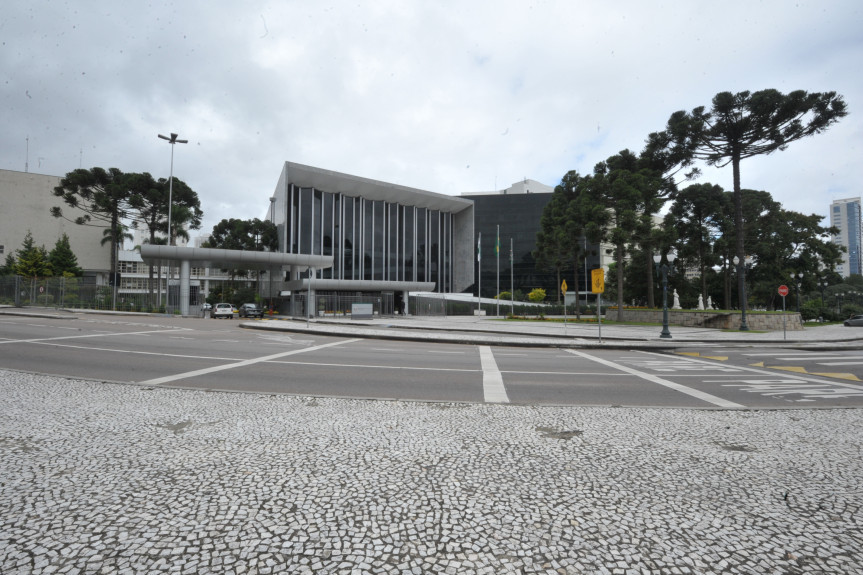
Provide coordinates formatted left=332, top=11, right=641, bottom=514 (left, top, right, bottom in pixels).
left=2, top=1, right=861, bottom=238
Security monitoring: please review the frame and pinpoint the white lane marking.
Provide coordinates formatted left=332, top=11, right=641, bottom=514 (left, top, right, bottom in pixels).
left=0, top=328, right=190, bottom=345
left=565, top=349, right=744, bottom=408
left=427, top=350, right=466, bottom=354
left=479, top=346, right=509, bottom=404
left=31, top=341, right=240, bottom=361
left=139, top=338, right=361, bottom=385
left=817, top=361, right=863, bottom=366
left=266, top=360, right=477, bottom=373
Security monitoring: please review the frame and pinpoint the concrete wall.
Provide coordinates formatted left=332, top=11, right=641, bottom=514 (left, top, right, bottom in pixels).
left=0, top=169, right=111, bottom=274
left=452, top=203, right=474, bottom=293
left=617, top=308, right=804, bottom=331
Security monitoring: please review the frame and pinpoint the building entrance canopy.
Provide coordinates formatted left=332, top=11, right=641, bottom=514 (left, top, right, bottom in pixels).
left=139, top=245, right=333, bottom=316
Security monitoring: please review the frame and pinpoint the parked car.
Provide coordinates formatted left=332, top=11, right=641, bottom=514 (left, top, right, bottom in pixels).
left=239, top=303, right=264, bottom=318
left=212, top=302, right=235, bottom=319
left=844, top=315, right=863, bottom=327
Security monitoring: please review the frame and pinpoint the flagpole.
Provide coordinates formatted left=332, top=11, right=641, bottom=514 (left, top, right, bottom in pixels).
left=477, top=232, right=481, bottom=315
left=510, top=238, right=514, bottom=316
left=496, top=225, right=500, bottom=317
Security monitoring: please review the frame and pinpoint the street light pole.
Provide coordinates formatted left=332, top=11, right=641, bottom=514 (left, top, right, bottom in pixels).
left=795, top=272, right=803, bottom=312
left=653, top=249, right=677, bottom=339
left=158, top=132, right=188, bottom=312
left=819, top=280, right=827, bottom=322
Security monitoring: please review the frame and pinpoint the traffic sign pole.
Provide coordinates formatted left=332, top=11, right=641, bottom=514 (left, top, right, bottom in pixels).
left=561, top=280, right=568, bottom=333
left=778, top=285, right=789, bottom=340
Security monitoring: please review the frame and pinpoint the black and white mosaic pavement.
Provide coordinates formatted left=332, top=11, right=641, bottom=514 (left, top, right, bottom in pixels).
left=1, top=369, right=861, bottom=574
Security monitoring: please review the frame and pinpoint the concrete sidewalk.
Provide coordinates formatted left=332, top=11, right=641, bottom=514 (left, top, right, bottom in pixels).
left=240, top=313, right=863, bottom=349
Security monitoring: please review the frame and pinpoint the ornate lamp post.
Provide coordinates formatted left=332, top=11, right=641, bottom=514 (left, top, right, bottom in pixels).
left=653, top=249, right=677, bottom=339
left=818, top=280, right=828, bottom=322
left=795, top=272, right=804, bottom=312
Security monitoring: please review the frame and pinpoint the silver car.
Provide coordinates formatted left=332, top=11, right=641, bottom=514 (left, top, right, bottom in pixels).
left=212, top=302, right=235, bottom=319
left=844, top=314, right=863, bottom=327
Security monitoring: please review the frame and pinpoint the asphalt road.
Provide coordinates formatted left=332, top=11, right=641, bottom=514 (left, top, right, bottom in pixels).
left=2, top=314, right=863, bottom=408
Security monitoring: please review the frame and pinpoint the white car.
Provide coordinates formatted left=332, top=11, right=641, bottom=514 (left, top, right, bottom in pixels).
left=212, top=303, right=235, bottom=319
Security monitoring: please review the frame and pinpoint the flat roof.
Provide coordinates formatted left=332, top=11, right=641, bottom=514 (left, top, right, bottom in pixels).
left=140, top=245, right=333, bottom=270
left=281, top=162, right=474, bottom=213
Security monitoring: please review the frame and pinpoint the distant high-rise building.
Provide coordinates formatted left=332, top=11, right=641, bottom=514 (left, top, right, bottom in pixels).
left=831, top=198, right=862, bottom=277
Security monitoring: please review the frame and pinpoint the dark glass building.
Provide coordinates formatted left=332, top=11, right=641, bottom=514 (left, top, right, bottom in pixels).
left=468, top=190, right=602, bottom=299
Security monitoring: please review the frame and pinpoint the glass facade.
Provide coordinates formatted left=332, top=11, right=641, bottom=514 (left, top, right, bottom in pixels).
left=282, top=183, right=454, bottom=291
left=831, top=198, right=862, bottom=278
left=470, top=193, right=601, bottom=298
left=848, top=201, right=862, bottom=275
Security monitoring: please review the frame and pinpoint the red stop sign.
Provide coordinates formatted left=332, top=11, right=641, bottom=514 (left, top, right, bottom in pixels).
left=778, top=285, right=789, bottom=297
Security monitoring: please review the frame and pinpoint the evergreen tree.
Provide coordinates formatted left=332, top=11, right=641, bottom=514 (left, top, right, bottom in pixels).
left=662, top=89, right=847, bottom=324
left=48, top=233, right=83, bottom=277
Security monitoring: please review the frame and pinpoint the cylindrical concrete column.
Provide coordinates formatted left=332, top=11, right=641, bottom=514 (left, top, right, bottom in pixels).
left=179, top=259, right=191, bottom=316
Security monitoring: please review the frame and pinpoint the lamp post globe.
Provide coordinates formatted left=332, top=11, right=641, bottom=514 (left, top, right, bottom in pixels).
left=654, top=249, right=676, bottom=339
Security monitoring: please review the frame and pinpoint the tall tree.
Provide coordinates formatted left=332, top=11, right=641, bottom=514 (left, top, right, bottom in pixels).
left=535, top=171, right=582, bottom=304
left=15, top=231, right=52, bottom=301
left=664, top=89, right=847, bottom=324
left=48, top=233, right=83, bottom=277
left=203, top=218, right=279, bottom=285
left=580, top=150, right=664, bottom=321
left=127, top=172, right=203, bottom=304
left=665, top=183, right=726, bottom=302
left=636, top=127, right=701, bottom=307
left=51, top=167, right=132, bottom=284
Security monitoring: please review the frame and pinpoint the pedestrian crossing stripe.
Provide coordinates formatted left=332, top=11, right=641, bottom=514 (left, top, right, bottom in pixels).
left=676, top=352, right=728, bottom=361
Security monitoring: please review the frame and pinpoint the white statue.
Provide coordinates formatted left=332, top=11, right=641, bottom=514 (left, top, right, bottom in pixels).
left=672, top=289, right=681, bottom=310
left=707, top=296, right=714, bottom=310
left=697, top=294, right=705, bottom=310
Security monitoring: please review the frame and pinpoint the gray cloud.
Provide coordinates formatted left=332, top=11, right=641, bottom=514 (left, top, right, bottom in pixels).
left=2, top=1, right=861, bottom=237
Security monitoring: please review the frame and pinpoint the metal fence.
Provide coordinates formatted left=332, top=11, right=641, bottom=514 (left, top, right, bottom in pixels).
left=410, top=294, right=554, bottom=317
left=289, top=292, right=396, bottom=319
left=0, top=275, right=191, bottom=313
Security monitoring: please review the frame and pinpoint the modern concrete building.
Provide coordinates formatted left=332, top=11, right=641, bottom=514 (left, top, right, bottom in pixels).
left=0, top=169, right=111, bottom=282
left=269, top=162, right=475, bottom=315
left=831, top=198, right=862, bottom=277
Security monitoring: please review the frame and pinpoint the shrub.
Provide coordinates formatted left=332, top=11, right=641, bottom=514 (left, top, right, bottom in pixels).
left=528, top=288, right=546, bottom=303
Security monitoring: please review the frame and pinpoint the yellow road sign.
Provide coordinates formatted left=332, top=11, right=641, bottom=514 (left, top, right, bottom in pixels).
left=561, top=279, right=568, bottom=294
left=591, top=269, right=605, bottom=293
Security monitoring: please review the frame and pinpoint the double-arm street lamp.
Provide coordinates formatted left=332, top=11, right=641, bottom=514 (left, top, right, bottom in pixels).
left=157, top=133, right=188, bottom=246
left=653, top=249, right=677, bottom=339
left=158, top=133, right=187, bottom=311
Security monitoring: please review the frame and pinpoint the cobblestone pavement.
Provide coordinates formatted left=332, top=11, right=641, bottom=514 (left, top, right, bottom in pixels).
left=1, top=370, right=862, bottom=575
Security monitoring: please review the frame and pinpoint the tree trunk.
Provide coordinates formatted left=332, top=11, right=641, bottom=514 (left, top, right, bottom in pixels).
left=646, top=250, right=655, bottom=308
left=733, top=152, right=747, bottom=322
